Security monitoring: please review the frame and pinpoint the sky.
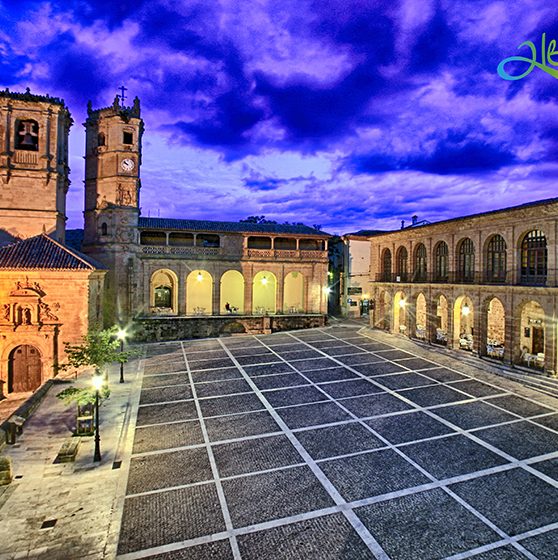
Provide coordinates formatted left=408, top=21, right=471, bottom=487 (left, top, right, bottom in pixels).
left=1, top=0, right=557, bottom=234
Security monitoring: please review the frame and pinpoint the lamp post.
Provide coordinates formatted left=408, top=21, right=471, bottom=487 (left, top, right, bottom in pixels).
left=92, top=374, right=103, bottom=462
left=117, top=328, right=126, bottom=383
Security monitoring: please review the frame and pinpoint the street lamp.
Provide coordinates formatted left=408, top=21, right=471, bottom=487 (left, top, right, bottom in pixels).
left=117, top=328, right=127, bottom=383
left=91, top=374, right=104, bottom=462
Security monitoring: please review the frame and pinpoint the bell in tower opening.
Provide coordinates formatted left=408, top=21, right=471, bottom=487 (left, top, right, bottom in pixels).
left=16, top=119, right=39, bottom=151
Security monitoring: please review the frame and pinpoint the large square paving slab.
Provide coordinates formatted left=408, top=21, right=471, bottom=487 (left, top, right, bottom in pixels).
left=118, top=327, right=558, bottom=559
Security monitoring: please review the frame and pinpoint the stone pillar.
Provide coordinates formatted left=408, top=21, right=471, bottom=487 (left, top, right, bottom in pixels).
left=178, top=267, right=186, bottom=316
left=544, top=309, right=556, bottom=375
left=407, top=296, right=416, bottom=338
left=276, top=267, right=284, bottom=314
left=244, top=266, right=253, bottom=314
left=475, top=296, right=485, bottom=357
left=212, top=270, right=221, bottom=315
left=504, top=308, right=516, bottom=366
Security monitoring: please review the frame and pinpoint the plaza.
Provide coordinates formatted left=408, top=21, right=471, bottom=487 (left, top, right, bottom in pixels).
left=3, top=323, right=555, bottom=558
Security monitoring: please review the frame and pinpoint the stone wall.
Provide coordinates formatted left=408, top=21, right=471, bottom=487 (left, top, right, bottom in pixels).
left=133, top=314, right=328, bottom=342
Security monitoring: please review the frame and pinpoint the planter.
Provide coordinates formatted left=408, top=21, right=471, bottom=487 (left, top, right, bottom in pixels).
left=0, top=456, right=12, bottom=486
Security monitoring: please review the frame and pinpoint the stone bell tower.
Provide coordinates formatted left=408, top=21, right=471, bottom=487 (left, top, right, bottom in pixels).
left=81, top=93, right=143, bottom=323
left=0, top=88, right=72, bottom=245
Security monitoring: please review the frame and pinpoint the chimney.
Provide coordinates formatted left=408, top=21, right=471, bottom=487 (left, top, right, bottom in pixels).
left=401, top=220, right=405, bottom=229
left=412, top=215, right=418, bottom=225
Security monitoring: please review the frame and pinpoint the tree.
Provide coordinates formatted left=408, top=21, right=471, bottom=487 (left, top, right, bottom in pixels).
left=240, top=215, right=277, bottom=224
left=56, top=326, right=134, bottom=405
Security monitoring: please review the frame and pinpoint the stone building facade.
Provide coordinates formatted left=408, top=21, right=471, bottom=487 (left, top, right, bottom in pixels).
left=80, top=98, right=330, bottom=327
left=0, top=90, right=105, bottom=396
left=369, top=199, right=558, bottom=374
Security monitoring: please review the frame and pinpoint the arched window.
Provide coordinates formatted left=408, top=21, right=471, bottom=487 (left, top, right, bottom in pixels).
left=150, top=269, right=177, bottom=313
left=434, top=241, right=449, bottom=282
left=485, top=235, right=507, bottom=283
left=382, top=249, right=392, bottom=281
left=101, top=223, right=108, bottom=236
left=414, top=244, right=427, bottom=282
left=457, top=238, right=475, bottom=283
left=521, top=230, right=547, bottom=285
left=396, top=247, right=408, bottom=281
left=97, top=132, right=106, bottom=147
left=15, top=119, right=39, bottom=151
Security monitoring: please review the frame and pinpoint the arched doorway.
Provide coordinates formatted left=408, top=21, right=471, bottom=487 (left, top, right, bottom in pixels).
left=434, top=294, right=449, bottom=345
left=186, top=270, right=213, bottom=315
left=8, top=345, right=42, bottom=393
left=151, top=269, right=178, bottom=313
left=393, top=291, right=406, bottom=334
left=486, top=298, right=505, bottom=359
left=253, top=271, right=277, bottom=314
left=284, top=271, right=304, bottom=313
left=415, top=293, right=427, bottom=339
left=519, top=301, right=545, bottom=369
left=454, top=296, right=474, bottom=351
left=220, top=270, right=245, bottom=314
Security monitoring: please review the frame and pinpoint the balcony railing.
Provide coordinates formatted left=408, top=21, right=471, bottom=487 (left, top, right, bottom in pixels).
left=244, top=248, right=328, bottom=261
left=142, top=245, right=222, bottom=257
left=374, top=270, right=554, bottom=287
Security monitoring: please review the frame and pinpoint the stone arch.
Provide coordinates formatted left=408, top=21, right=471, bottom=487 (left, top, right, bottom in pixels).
left=220, top=321, right=247, bottom=334
left=253, top=271, right=277, bottom=314
left=284, top=271, right=304, bottom=312
left=220, top=270, right=245, bottom=314
left=8, top=344, right=42, bottom=393
left=453, top=295, right=474, bottom=350
left=150, top=269, right=178, bottom=314
left=517, top=299, right=546, bottom=369
left=484, top=297, right=506, bottom=359
left=186, top=270, right=213, bottom=315
left=433, top=293, right=449, bottom=345
left=415, top=292, right=427, bottom=339
left=393, top=291, right=407, bottom=334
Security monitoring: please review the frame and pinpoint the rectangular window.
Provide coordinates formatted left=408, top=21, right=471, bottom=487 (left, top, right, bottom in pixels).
left=123, top=131, right=133, bottom=145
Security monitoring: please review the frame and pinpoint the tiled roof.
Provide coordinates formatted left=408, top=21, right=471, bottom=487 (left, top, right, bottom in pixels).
left=0, top=234, right=106, bottom=270
left=138, top=217, right=330, bottom=236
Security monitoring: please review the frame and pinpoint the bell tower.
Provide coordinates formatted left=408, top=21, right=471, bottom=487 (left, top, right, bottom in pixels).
left=0, top=88, right=72, bottom=245
left=82, top=94, right=143, bottom=323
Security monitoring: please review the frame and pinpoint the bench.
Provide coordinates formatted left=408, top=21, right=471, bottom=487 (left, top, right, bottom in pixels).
left=54, top=437, right=81, bottom=463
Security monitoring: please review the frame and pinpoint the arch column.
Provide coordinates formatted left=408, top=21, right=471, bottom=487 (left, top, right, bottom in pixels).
left=178, top=267, right=186, bottom=316
left=244, top=266, right=253, bottom=314
left=212, top=271, right=221, bottom=315
left=276, top=268, right=284, bottom=314
left=407, top=297, right=416, bottom=338
left=504, top=311, right=516, bottom=366
left=544, top=310, right=557, bottom=375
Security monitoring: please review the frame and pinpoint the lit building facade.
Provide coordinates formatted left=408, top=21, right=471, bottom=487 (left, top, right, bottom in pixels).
left=369, top=199, right=558, bottom=375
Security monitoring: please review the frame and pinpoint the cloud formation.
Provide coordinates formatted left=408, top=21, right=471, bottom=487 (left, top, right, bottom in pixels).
left=1, top=0, right=557, bottom=234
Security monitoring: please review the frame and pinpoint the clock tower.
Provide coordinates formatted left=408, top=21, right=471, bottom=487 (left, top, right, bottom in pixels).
left=82, top=94, right=143, bottom=323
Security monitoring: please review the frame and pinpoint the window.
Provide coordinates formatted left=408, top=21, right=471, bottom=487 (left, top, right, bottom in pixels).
left=154, top=286, right=172, bottom=308
left=382, top=249, right=392, bottom=281
left=140, top=231, right=166, bottom=245
left=15, top=119, right=39, bottom=151
left=395, top=247, right=408, bottom=281
left=275, top=237, right=297, bottom=250
left=521, top=230, right=547, bottom=285
left=247, top=236, right=272, bottom=249
left=97, top=132, right=105, bottom=147
left=414, top=244, right=427, bottom=281
left=196, top=233, right=220, bottom=248
left=101, top=222, right=108, bottom=236
left=123, top=131, right=133, bottom=145
left=486, top=235, right=507, bottom=283
left=457, top=238, right=475, bottom=282
left=434, top=241, right=448, bottom=281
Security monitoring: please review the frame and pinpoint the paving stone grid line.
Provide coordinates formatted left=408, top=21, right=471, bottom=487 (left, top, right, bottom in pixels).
left=116, top=325, right=558, bottom=560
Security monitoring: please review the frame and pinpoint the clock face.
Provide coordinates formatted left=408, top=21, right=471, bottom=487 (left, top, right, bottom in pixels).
left=121, top=158, right=135, bottom=172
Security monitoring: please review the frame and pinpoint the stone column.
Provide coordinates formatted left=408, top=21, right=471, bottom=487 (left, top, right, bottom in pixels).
left=212, top=269, right=221, bottom=315
left=178, top=265, right=186, bottom=316
left=276, top=267, right=284, bottom=314
left=244, top=265, right=253, bottom=315
left=544, top=307, right=556, bottom=375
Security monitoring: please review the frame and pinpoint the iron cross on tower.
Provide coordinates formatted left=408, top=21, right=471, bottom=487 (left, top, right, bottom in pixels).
left=117, top=85, right=128, bottom=108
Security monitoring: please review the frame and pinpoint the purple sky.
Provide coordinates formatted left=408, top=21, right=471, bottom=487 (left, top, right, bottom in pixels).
left=1, top=1, right=557, bottom=234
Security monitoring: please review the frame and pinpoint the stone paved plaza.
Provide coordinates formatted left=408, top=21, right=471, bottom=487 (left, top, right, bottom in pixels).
left=115, top=324, right=558, bottom=560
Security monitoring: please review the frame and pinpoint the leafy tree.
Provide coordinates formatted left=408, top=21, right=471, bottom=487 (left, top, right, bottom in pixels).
left=56, top=326, right=134, bottom=405
left=240, top=215, right=277, bottom=224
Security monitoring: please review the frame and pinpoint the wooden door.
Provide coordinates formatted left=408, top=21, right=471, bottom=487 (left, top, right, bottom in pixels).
left=532, top=327, right=544, bottom=355
left=8, top=345, right=42, bottom=393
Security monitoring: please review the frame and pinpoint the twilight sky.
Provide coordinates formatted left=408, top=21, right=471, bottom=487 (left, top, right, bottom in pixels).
left=1, top=0, right=557, bottom=234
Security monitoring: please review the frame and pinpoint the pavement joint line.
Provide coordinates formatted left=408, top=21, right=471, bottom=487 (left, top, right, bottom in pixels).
left=125, top=478, right=215, bottom=499
left=284, top=330, right=547, bottom=549
left=217, top=336, right=391, bottom=560
left=138, top=397, right=194, bottom=408
left=141, top=371, right=184, bottom=377
left=306, top=329, right=558, bottom=486
left=357, top=326, right=555, bottom=407
left=140, top=382, right=190, bottom=391
left=180, top=341, right=242, bottom=560
left=135, top=417, right=200, bottom=429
